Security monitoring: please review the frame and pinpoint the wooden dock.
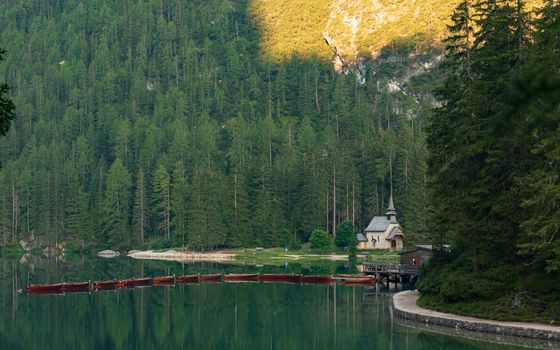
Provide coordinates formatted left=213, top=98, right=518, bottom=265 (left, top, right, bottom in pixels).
left=362, top=263, right=419, bottom=283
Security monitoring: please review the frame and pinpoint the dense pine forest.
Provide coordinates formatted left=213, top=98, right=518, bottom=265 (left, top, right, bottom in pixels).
left=419, top=0, right=560, bottom=321
left=0, top=0, right=434, bottom=251
left=0, top=0, right=559, bottom=324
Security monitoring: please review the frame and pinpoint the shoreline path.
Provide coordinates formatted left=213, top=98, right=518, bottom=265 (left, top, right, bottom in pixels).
left=393, top=290, right=560, bottom=349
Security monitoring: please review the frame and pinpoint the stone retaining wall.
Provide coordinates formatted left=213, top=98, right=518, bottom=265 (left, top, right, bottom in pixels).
left=393, top=291, right=560, bottom=349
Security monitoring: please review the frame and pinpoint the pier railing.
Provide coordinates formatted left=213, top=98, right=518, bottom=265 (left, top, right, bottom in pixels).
left=363, top=263, right=419, bottom=276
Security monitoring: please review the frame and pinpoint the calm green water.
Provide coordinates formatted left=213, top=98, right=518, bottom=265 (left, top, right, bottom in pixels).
left=0, top=256, right=527, bottom=349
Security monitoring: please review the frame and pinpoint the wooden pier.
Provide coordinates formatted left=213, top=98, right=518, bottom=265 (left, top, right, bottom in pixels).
left=362, top=263, right=419, bottom=283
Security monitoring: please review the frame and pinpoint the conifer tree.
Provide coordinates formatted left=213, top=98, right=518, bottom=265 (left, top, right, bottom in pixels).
left=187, top=166, right=226, bottom=250
left=101, top=159, right=132, bottom=247
left=226, top=167, right=251, bottom=247
left=132, top=168, right=150, bottom=246
left=171, top=161, right=189, bottom=249
left=187, top=168, right=207, bottom=250
left=65, top=176, right=90, bottom=245
left=152, top=164, right=171, bottom=240
left=513, top=0, right=560, bottom=271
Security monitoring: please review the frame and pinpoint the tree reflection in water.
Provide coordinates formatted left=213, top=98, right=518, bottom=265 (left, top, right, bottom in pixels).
left=0, top=257, right=524, bottom=350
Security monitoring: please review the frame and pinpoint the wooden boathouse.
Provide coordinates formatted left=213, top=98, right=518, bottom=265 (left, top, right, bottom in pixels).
left=398, top=245, right=435, bottom=268
left=362, top=244, right=450, bottom=283
left=362, top=263, right=419, bottom=283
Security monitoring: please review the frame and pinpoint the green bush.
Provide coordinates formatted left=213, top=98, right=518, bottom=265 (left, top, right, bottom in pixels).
left=144, top=237, right=175, bottom=251
left=335, top=220, right=357, bottom=249
left=309, top=229, right=332, bottom=254
left=288, top=236, right=302, bottom=250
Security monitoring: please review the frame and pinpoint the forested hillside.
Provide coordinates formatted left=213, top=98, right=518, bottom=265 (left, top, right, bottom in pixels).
left=0, top=0, right=433, bottom=250
left=419, top=0, right=560, bottom=321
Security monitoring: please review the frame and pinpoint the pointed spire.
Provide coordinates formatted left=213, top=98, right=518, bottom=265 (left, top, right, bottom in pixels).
left=388, top=192, right=395, bottom=212
left=387, top=154, right=396, bottom=218
left=386, top=192, right=396, bottom=221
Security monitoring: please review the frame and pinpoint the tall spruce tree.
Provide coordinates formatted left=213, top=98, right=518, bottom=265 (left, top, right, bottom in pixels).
left=101, top=159, right=132, bottom=247
left=152, top=164, right=171, bottom=240
left=427, top=0, right=478, bottom=256
left=226, top=167, right=251, bottom=247
left=132, top=168, right=150, bottom=246
left=171, top=161, right=189, bottom=249
left=513, top=0, right=560, bottom=271
left=65, top=175, right=90, bottom=245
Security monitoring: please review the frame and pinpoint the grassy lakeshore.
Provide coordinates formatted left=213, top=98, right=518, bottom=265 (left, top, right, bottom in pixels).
left=233, top=247, right=398, bottom=265
left=143, top=246, right=399, bottom=266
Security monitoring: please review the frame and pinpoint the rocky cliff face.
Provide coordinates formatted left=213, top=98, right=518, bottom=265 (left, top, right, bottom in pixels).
left=251, top=0, right=456, bottom=60
left=323, top=0, right=368, bottom=83
left=322, top=0, right=446, bottom=81
left=251, top=0, right=541, bottom=81
left=250, top=0, right=455, bottom=83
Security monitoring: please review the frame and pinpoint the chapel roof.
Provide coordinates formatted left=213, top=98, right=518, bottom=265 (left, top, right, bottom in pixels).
left=364, top=216, right=394, bottom=232
left=386, top=226, right=403, bottom=239
left=364, top=193, right=399, bottom=232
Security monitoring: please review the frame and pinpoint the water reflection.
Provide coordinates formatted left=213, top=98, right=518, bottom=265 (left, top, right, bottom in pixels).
left=0, top=256, right=527, bottom=349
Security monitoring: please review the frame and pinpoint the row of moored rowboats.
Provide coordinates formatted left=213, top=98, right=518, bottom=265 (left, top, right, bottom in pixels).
left=23, top=274, right=375, bottom=295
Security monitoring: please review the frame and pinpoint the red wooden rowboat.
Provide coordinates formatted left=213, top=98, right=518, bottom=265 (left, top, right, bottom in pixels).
left=343, top=277, right=375, bottom=285
left=176, top=275, right=199, bottom=284
left=302, top=275, right=332, bottom=284
left=287, top=274, right=303, bottom=284
left=199, top=274, right=222, bottom=283
left=63, top=281, right=90, bottom=293
left=93, top=280, right=118, bottom=291
left=333, top=274, right=363, bottom=279
left=224, top=273, right=259, bottom=282
left=26, top=283, right=64, bottom=295
left=259, top=274, right=293, bottom=283
left=117, top=277, right=152, bottom=289
left=153, top=275, right=175, bottom=286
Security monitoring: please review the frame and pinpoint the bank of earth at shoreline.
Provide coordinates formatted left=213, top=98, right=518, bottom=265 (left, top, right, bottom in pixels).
left=126, top=248, right=398, bottom=264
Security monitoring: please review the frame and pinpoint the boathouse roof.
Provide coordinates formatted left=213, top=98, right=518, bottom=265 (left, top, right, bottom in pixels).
left=398, top=244, right=451, bottom=255
left=356, top=233, right=368, bottom=242
left=416, top=244, right=451, bottom=251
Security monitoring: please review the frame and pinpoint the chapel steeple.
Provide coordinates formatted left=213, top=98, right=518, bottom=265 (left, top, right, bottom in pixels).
left=386, top=193, right=397, bottom=222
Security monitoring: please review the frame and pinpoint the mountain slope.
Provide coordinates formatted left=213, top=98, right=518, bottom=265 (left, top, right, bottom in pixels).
left=0, top=0, right=432, bottom=249
left=251, top=0, right=542, bottom=65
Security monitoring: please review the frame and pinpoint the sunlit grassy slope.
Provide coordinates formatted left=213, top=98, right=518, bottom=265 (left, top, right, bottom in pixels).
left=250, top=0, right=542, bottom=61
left=250, top=0, right=332, bottom=59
